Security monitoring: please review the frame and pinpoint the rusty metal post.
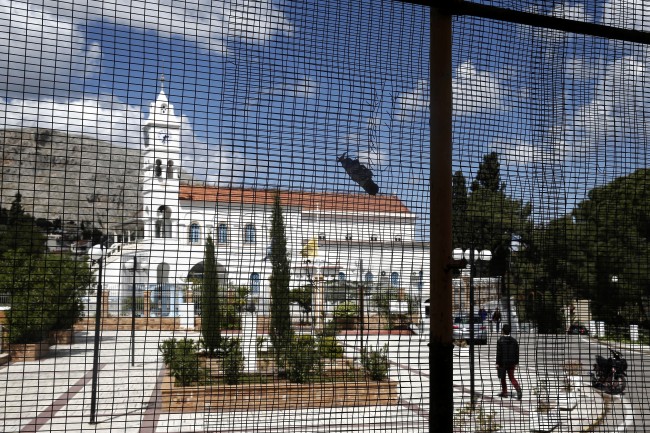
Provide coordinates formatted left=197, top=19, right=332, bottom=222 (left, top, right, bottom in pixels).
left=431, top=4, right=454, bottom=432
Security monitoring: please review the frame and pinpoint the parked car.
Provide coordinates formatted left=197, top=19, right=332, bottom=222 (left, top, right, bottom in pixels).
left=567, top=324, right=589, bottom=335
left=453, top=314, right=488, bottom=345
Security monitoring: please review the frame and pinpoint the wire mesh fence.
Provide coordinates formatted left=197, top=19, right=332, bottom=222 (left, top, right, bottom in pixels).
left=2, top=0, right=650, bottom=432
left=0, top=1, right=430, bottom=432
left=445, top=1, right=650, bottom=432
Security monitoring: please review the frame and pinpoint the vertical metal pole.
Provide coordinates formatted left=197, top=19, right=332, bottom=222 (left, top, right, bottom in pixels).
left=131, top=255, right=136, bottom=366
left=89, top=250, right=103, bottom=424
left=469, top=249, right=476, bottom=409
left=504, top=262, right=512, bottom=329
left=431, top=5, right=454, bottom=433
left=359, top=259, right=364, bottom=355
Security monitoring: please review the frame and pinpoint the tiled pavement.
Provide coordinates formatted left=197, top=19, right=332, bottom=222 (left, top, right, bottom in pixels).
left=0, top=330, right=607, bottom=432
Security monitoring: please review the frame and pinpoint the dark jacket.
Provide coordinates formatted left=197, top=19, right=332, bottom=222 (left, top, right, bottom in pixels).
left=496, top=335, right=519, bottom=367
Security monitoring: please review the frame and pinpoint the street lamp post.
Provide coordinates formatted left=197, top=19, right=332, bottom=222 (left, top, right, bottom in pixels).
left=357, top=259, right=365, bottom=355
left=130, top=255, right=137, bottom=367
left=89, top=243, right=105, bottom=424
left=452, top=247, right=491, bottom=409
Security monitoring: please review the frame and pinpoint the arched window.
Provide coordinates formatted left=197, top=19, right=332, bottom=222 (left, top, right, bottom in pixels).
left=250, top=272, right=260, bottom=295
left=155, top=206, right=172, bottom=238
left=189, top=223, right=200, bottom=243
left=244, top=224, right=256, bottom=243
left=338, top=272, right=346, bottom=282
left=390, top=272, right=400, bottom=288
left=155, top=159, right=162, bottom=177
left=217, top=223, right=228, bottom=244
left=365, top=271, right=374, bottom=284
left=166, top=160, right=174, bottom=179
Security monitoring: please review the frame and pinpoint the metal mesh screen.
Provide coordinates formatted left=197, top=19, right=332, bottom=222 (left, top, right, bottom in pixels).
left=446, top=1, right=650, bottom=432
left=0, top=1, right=430, bottom=432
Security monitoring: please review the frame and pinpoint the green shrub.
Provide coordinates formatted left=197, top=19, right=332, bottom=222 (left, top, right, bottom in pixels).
left=8, top=288, right=56, bottom=344
left=318, top=336, right=343, bottom=359
left=320, top=320, right=338, bottom=337
left=360, top=344, right=390, bottom=381
left=2, top=252, right=92, bottom=343
left=287, top=335, right=320, bottom=383
left=454, top=403, right=501, bottom=433
left=159, top=338, right=178, bottom=366
left=222, top=338, right=244, bottom=385
left=158, top=337, right=202, bottom=387
left=333, top=302, right=359, bottom=330
left=333, top=301, right=359, bottom=319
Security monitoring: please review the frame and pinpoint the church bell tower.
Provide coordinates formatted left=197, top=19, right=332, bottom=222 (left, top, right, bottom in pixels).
left=141, top=75, right=182, bottom=240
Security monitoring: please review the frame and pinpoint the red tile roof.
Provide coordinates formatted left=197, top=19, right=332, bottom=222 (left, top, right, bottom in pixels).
left=178, top=185, right=412, bottom=215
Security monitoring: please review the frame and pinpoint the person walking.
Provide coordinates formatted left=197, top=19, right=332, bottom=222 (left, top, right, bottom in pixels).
left=492, top=307, right=502, bottom=333
left=496, top=324, right=522, bottom=400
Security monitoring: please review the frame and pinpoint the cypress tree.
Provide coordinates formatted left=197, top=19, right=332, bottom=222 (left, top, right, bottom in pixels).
left=201, top=235, right=221, bottom=356
left=269, top=192, right=293, bottom=372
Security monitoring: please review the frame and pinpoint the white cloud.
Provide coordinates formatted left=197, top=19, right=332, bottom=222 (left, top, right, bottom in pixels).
left=499, top=139, right=565, bottom=166
left=182, top=138, right=251, bottom=186
left=247, top=75, right=319, bottom=108
left=0, top=95, right=246, bottom=185
left=550, top=3, right=590, bottom=21
left=502, top=52, right=650, bottom=166
left=602, top=0, right=650, bottom=30
left=572, top=54, right=650, bottom=149
left=1, top=97, right=143, bottom=145
left=396, top=63, right=505, bottom=121
left=0, top=0, right=100, bottom=97
left=395, top=79, right=428, bottom=122
left=34, top=0, right=293, bottom=53
left=453, top=61, right=504, bottom=115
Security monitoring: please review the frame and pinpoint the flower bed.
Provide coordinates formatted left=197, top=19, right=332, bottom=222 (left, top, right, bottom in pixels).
left=160, top=368, right=398, bottom=412
left=159, top=336, right=399, bottom=412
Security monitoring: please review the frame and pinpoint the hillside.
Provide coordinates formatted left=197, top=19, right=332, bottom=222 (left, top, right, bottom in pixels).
left=0, top=128, right=141, bottom=231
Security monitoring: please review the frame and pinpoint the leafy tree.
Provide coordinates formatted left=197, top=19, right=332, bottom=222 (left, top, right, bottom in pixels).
left=269, top=192, right=293, bottom=372
left=0, top=193, right=46, bottom=255
left=0, top=251, right=92, bottom=343
left=567, top=168, right=650, bottom=323
left=453, top=154, right=532, bottom=279
left=471, top=151, right=505, bottom=193
left=452, top=170, right=469, bottom=248
left=201, top=235, right=222, bottom=356
left=465, top=186, right=533, bottom=277
left=8, top=192, right=26, bottom=222
left=48, top=254, right=94, bottom=330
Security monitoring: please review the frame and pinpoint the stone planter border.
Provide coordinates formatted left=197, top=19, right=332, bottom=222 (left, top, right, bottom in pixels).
left=48, top=328, right=75, bottom=345
left=9, top=341, right=50, bottom=362
left=161, top=369, right=399, bottom=412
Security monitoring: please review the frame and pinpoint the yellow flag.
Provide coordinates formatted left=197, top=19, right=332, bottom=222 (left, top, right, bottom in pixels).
left=301, top=238, right=318, bottom=258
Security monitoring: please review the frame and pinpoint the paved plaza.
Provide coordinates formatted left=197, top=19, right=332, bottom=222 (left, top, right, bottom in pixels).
left=0, top=330, right=608, bottom=432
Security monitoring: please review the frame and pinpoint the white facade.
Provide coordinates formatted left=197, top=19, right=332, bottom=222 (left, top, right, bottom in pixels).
left=97, top=88, right=430, bottom=316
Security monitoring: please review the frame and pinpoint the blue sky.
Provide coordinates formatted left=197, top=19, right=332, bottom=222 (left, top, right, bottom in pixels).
left=0, top=0, right=431, bottom=238
left=2, top=0, right=650, bottom=239
left=452, top=1, right=650, bottom=222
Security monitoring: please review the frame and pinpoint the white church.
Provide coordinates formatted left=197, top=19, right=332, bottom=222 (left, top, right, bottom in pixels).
left=94, top=85, right=430, bottom=318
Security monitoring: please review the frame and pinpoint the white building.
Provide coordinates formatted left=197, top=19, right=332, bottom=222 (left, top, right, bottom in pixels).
left=96, top=86, right=430, bottom=317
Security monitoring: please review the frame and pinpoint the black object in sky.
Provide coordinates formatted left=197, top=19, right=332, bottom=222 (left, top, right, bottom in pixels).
left=337, top=153, right=379, bottom=195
